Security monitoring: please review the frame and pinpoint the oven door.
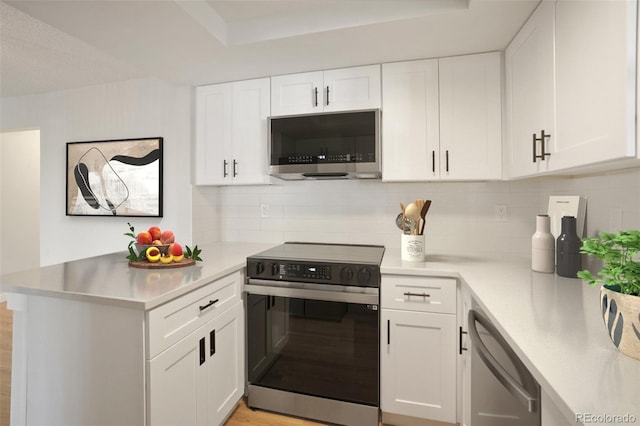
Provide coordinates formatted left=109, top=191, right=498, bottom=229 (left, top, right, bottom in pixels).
left=245, top=280, right=379, bottom=424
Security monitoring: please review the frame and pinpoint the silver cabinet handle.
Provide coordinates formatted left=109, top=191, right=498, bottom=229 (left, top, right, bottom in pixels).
left=233, top=159, right=238, bottom=177
left=326, top=86, right=330, bottom=106
left=468, top=309, right=539, bottom=413
left=223, top=160, right=228, bottom=177
left=403, top=292, right=430, bottom=298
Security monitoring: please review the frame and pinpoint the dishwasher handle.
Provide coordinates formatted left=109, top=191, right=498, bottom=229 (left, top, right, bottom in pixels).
left=468, top=309, right=539, bottom=414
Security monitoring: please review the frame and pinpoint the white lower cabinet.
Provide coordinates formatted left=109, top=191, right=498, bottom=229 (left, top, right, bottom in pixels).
left=147, top=271, right=245, bottom=426
left=7, top=270, right=246, bottom=426
left=148, top=323, right=208, bottom=426
left=380, top=274, right=457, bottom=425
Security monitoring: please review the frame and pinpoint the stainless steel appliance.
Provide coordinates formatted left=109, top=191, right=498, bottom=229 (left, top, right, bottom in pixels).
left=245, top=242, right=385, bottom=426
left=467, top=307, right=541, bottom=426
left=268, top=109, right=381, bottom=180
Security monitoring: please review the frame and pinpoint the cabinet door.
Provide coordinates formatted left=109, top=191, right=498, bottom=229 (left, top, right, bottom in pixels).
left=459, top=289, right=472, bottom=426
left=147, top=326, right=208, bottom=426
left=439, top=52, right=502, bottom=180
left=232, top=78, right=270, bottom=185
left=207, top=301, right=245, bottom=426
left=323, top=65, right=381, bottom=112
left=271, top=71, right=324, bottom=116
left=553, top=0, right=636, bottom=169
left=505, top=1, right=555, bottom=178
left=195, top=83, right=233, bottom=185
left=381, top=309, right=456, bottom=423
left=381, top=59, right=439, bottom=181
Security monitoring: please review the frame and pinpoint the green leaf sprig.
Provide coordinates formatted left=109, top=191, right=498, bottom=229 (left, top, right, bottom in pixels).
left=577, top=230, right=640, bottom=296
left=124, top=222, right=145, bottom=262
left=185, top=245, right=203, bottom=262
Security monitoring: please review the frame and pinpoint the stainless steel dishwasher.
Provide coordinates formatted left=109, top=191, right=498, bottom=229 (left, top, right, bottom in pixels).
left=467, top=308, right=541, bottom=426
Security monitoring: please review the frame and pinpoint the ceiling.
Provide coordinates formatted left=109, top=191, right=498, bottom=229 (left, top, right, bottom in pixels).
left=0, top=0, right=540, bottom=97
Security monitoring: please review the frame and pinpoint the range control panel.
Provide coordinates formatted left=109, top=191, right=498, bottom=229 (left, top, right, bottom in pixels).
left=246, top=259, right=380, bottom=288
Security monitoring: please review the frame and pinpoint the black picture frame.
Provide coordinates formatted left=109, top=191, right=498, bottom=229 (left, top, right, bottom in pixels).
left=66, top=137, right=163, bottom=217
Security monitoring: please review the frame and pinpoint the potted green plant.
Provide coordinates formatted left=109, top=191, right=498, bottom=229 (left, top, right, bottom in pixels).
left=577, top=230, right=640, bottom=360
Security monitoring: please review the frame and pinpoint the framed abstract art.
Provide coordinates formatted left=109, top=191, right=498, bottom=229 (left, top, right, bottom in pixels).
left=66, top=137, right=163, bottom=217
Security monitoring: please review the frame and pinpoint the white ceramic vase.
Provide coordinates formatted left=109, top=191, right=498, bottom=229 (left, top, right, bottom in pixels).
left=531, top=214, right=555, bottom=273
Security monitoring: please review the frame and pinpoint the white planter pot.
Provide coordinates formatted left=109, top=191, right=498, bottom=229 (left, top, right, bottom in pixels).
left=600, top=286, right=640, bottom=361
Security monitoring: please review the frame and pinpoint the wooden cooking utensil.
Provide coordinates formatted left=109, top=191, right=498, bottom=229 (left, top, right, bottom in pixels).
left=419, top=200, right=432, bottom=235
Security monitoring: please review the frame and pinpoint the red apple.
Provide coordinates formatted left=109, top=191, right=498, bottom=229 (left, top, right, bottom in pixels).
left=160, top=230, right=175, bottom=244
left=136, top=231, right=152, bottom=245
left=148, top=226, right=162, bottom=241
left=168, top=243, right=183, bottom=256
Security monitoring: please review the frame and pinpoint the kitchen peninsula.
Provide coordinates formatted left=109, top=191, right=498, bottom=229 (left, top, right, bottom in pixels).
left=2, top=243, right=639, bottom=426
left=0, top=242, right=273, bottom=426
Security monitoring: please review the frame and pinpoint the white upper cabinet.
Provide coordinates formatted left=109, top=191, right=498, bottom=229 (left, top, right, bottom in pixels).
left=382, top=52, right=502, bottom=181
left=270, top=65, right=381, bottom=116
left=195, top=83, right=232, bottom=185
left=381, top=59, right=440, bottom=181
left=231, top=78, right=271, bottom=185
left=553, top=0, right=636, bottom=169
left=505, top=0, right=637, bottom=178
left=439, top=52, right=502, bottom=180
left=195, top=78, right=270, bottom=186
left=505, top=1, right=556, bottom=178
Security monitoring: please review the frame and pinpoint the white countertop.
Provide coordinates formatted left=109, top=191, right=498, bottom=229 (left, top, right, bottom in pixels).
left=0, top=242, right=274, bottom=310
left=382, top=252, right=640, bottom=426
left=2, top=243, right=638, bottom=424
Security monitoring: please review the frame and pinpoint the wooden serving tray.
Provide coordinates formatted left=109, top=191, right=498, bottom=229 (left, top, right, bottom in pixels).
left=128, top=258, right=196, bottom=269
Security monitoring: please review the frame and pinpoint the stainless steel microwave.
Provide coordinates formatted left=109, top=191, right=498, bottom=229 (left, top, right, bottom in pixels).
left=268, top=109, right=381, bottom=180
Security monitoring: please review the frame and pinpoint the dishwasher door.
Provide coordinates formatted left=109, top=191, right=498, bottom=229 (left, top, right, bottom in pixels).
left=468, top=309, right=541, bottom=426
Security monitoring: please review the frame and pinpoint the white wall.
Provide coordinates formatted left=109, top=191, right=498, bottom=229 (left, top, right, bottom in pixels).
left=539, top=167, right=640, bottom=235
left=195, top=167, right=640, bottom=258
left=0, top=130, right=40, bottom=275
left=0, top=78, right=192, bottom=266
left=195, top=178, right=542, bottom=256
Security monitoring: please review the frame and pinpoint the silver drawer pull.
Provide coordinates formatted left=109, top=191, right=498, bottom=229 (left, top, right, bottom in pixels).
left=404, top=292, right=430, bottom=298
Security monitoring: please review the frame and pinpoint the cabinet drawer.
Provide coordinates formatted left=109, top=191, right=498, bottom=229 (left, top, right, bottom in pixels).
left=147, top=270, right=243, bottom=359
left=381, top=275, right=456, bottom=314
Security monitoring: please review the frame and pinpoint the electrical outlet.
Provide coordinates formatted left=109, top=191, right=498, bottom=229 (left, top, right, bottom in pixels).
left=495, top=205, right=508, bottom=222
left=260, top=203, right=269, bottom=218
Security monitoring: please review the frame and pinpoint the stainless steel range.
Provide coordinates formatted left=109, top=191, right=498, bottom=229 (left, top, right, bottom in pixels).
left=245, top=242, right=385, bottom=426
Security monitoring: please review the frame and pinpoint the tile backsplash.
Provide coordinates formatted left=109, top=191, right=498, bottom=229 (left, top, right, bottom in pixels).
left=192, top=167, right=639, bottom=256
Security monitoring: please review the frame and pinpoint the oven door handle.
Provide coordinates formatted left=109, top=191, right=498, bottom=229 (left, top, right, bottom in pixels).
left=467, top=309, right=539, bottom=413
left=245, top=281, right=378, bottom=305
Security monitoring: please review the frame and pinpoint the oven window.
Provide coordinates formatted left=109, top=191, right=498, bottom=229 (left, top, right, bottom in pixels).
left=247, top=295, right=379, bottom=406
left=270, top=111, right=377, bottom=166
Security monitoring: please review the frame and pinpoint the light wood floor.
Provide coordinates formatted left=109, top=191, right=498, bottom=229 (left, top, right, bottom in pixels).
left=226, top=400, right=326, bottom=426
left=1, top=302, right=12, bottom=426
